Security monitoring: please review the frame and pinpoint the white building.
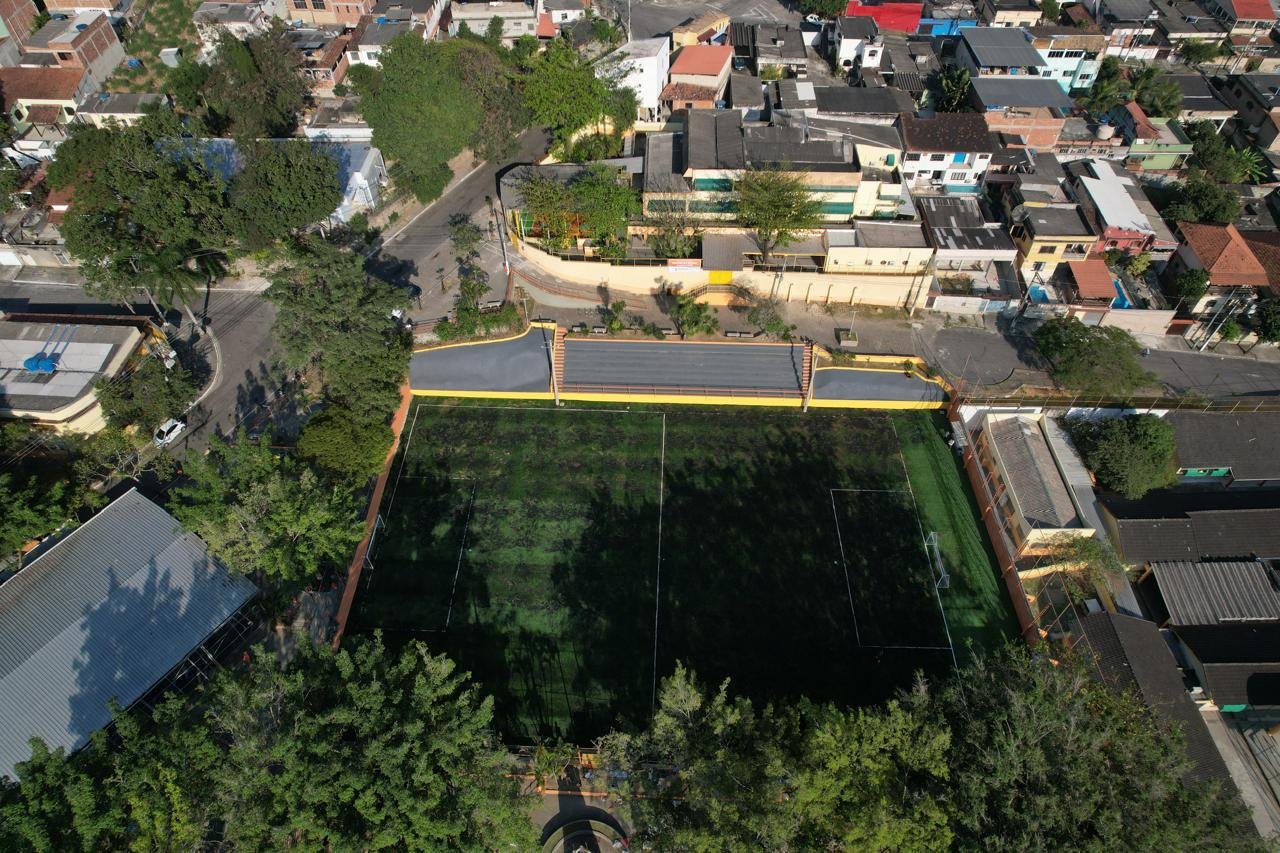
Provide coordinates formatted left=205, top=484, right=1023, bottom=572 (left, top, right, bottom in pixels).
left=596, top=37, right=670, bottom=122
left=833, top=16, right=883, bottom=71
left=543, top=0, right=585, bottom=24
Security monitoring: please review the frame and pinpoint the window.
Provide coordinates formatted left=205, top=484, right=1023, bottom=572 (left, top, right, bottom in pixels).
left=929, top=153, right=945, bottom=161
left=1038, top=245, right=1056, bottom=255
left=949, top=171, right=968, bottom=180
left=1062, top=70, right=1073, bottom=77
left=1078, top=73, right=1092, bottom=81
left=294, top=0, right=306, bottom=8
left=904, top=152, right=921, bottom=161
left=312, top=0, right=324, bottom=8
left=1048, top=49, right=1065, bottom=58
left=1042, top=69, right=1054, bottom=77
left=952, top=152, right=966, bottom=163
left=1064, top=49, right=1084, bottom=58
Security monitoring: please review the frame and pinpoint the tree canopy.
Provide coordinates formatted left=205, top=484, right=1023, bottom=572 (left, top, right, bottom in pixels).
left=1162, top=170, right=1242, bottom=224
left=0, top=636, right=536, bottom=851
left=0, top=475, right=68, bottom=560
left=202, top=23, right=308, bottom=139
left=1184, top=120, right=1268, bottom=184
left=933, top=66, right=973, bottom=113
left=526, top=39, right=636, bottom=152
left=1067, top=413, right=1178, bottom=499
left=170, top=433, right=363, bottom=583
left=94, top=356, right=196, bottom=434
left=1034, top=317, right=1156, bottom=398
left=735, top=165, right=823, bottom=262
left=229, top=140, right=341, bottom=249
left=265, top=238, right=409, bottom=423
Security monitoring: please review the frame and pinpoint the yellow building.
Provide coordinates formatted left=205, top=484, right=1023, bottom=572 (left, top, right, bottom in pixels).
left=823, top=223, right=933, bottom=275
left=670, top=11, right=730, bottom=47
left=1010, top=204, right=1095, bottom=282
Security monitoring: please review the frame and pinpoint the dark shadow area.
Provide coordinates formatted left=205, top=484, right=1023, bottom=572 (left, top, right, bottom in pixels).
left=995, top=313, right=1049, bottom=371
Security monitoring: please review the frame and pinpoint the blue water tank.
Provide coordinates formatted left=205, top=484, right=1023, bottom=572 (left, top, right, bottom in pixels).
left=75, top=22, right=88, bottom=30
left=376, top=15, right=389, bottom=23
left=126, top=57, right=142, bottom=68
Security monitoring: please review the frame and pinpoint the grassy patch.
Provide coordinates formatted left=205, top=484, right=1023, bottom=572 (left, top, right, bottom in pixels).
left=107, top=0, right=203, bottom=93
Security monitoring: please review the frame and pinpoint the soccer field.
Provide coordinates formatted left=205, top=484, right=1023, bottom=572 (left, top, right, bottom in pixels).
left=351, top=400, right=1015, bottom=743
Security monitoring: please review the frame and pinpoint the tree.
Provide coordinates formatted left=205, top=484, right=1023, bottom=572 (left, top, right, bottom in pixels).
left=1256, top=299, right=1280, bottom=344
left=229, top=141, right=341, bottom=249
left=266, top=238, right=409, bottom=422
left=646, top=208, right=701, bottom=259
left=746, top=297, right=796, bottom=340
left=1173, top=267, right=1211, bottom=305
left=1123, top=251, right=1151, bottom=279
left=49, top=111, right=232, bottom=305
left=0, top=474, right=68, bottom=559
left=1218, top=317, right=1243, bottom=342
left=1039, top=0, right=1061, bottom=22
left=0, top=736, right=125, bottom=851
left=448, top=212, right=485, bottom=260
left=570, top=164, right=637, bottom=251
left=296, top=407, right=393, bottom=483
left=1066, top=413, right=1177, bottom=499
left=933, top=66, right=973, bottom=113
left=797, top=0, right=845, bottom=17
left=1081, top=75, right=1125, bottom=116
left=601, top=298, right=627, bottom=333
left=167, top=59, right=210, bottom=113
left=171, top=434, right=363, bottom=583
left=735, top=165, right=823, bottom=263
left=525, top=39, right=633, bottom=150
left=519, top=172, right=576, bottom=249
left=207, top=636, right=535, bottom=850
left=1226, top=146, right=1268, bottom=183
left=1127, top=65, right=1182, bottom=118
left=670, top=293, right=720, bottom=337
left=349, top=35, right=483, bottom=201
left=94, top=356, right=197, bottom=433
left=203, top=23, right=308, bottom=139
left=436, top=38, right=530, bottom=164
left=1162, top=170, right=1242, bottom=224
left=934, top=646, right=1256, bottom=851
left=1179, top=38, right=1224, bottom=65
left=598, top=664, right=952, bottom=850
left=1034, top=317, right=1155, bottom=397
left=1184, top=120, right=1258, bottom=183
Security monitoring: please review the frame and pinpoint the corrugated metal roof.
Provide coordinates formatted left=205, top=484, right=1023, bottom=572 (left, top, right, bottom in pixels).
left=1151, top=560, right=1280, bottom=626
left=986, top=414, right=1081, bottom=529
left=960, top=26, right=1046, bottom=67
left=0, top=489, right=257, bottom=780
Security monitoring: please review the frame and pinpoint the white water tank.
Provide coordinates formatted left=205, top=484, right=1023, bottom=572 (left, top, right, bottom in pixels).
left=1095, top=124, right=1116, bottom=140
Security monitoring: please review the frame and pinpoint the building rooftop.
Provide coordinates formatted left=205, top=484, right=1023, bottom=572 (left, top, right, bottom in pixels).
left=815, top=84, right=915, bottom=115
left=670, top=44, right=733, bottom=77
left=843, top=0, right=924, bottom=32
left=25, top=11, right=103, bottom=48
left=855, top=220, right=929, bottom=247
left=1177, top=221, right=1269, bottom=286
left=1078, top=162, right=1152, bottom=234
left=829, top=119, right=902, bottom=150
left=0, top=67, right=84, bottom=105
left=1151, top=560, right=1280, bottom=626
left=1241, top=230, right=1280, bottom=295
left=774, top=78, right=819, bottom=111
left=838, top=14, right=880, bottom=38
left=1100, top=0, right=1159, bottom=22
left=76, top=92, right=167, bottom=115
left=642, top=131, right=687, bottom=193
left=744, top=124, right=851, bottom=167
left=899, top=112, right=998, bottom=153
left=959, top=25, right=1047, bottom=67
left=672, top=10, right=729, bottom=37
left=986, top=414, right=1082, bottom=529
left=1168, top=411, right=1280, bottom=480
left=1078, top=612, right=1235, bottom=786
left=1166, top=73, right=1232, bottom=115
left=1104, top=490, right=1280, bottom=563
left=1023, top=204, right=1094, bottom=237
left=755, top=24, right=808, bottom=63
left=353, top=17, right=412, bottom=45
left=1218, top=0, right=1278, bottom=20
left=0, top=489, right=258, bottom=781
left=604, top=36, right=668, bottom=60
left=1068, top=258, right=1117, bottom=300
left=0, top=319, right=140, bottom=414
left=683, top=108, right=745, bottom=170
left=728, top=72, right=764, bottom=109
left=971, top=76, right=1074, bottom=111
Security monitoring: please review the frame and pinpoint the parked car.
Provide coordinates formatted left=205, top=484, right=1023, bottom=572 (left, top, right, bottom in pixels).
left=153, top=418, right=186, bottom=448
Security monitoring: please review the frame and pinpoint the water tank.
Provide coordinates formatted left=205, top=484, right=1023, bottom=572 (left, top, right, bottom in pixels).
left=126, top=57, right=143, bottom=68
left=1095, top=123, right=1116, bottom=140
left=75, top=22, right=88, bottom=30
left=375, top=15, right=388, bottom=22
left=159, top=47, right=182, bottom=67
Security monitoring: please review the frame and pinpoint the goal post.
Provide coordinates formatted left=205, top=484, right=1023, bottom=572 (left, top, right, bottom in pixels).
left=925, top=531, right=949, bottom=590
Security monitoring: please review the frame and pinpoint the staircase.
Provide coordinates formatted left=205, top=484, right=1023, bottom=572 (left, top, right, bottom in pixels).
left=552, top=326, right=567, bottom=392
left=799, top=342, right=814, bottom=400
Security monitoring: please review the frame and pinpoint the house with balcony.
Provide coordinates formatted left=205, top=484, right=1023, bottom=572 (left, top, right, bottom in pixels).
left=1167, top=73, right=1236, bottom=130
left=345, top=15, right=412, bottom=68
left=662, top=44, right=734, bottom=111
left=1029, top=25, right=1105, bottom=91
left=1010, top=203, right=1095, bottom=280
left=284, top=27, right=351, bottom=94
left=1221, top=72, right=1280, bottom=134
left=822, top=222, right=934, bottom=275
left=972, top=412, right=1096, bottom=559
left=286, top=0, right=372, bottom=27
left=754, top=23, right=808, bottom=77
left=1152, top=0, right=1227, bottom=59
left=1053, top=116, right=1130, bottom=161
left=918, top=0, right=979, bottom=35
left=918, top=195, right=1018, bottom=294
left=971, top=77, right=1073, bottom=148
left=75, top=92, right=167, bottom=128
left=1164, top=220, right=1269, bottom=314
left=598, top=38, right=670, bottom=122
left=1097, top=0, right=1160, bottom=60
left=976, top=0, right=1043, bottom=27
left=1202, top=0, right=1278, bottom=36
left=1067, top=158, right=1172, bottom=255
left=832, top=15, right=884, bottom=71
left=898, top=112, right=998, bottom=193
left=1109, top=101, right=1193, bottom=173
left=957, top=26, right=1048, bottom=77
left=0, top=66, right=91, bottom=166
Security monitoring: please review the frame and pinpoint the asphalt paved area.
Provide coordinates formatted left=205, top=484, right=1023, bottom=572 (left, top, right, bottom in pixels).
left=562, top=338, right=804, bottom=393
left=409, top=326, right=552, bottom=392
left=619, top=0, right=799, bottom=40
left=811, top=369, right=946, bottom=403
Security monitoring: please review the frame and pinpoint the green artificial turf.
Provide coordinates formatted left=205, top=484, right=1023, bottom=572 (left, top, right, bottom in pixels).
left=353, top=401, right=1015, bottom=743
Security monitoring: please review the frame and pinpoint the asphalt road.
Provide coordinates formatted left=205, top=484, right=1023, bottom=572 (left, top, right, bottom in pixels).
left=617, top=0, right=799, bottom=41
left=0, top=281, right=278, bottom=454
left=410, top=325, right=553, bottom=392
left=370, top=128, right=551, bottom=321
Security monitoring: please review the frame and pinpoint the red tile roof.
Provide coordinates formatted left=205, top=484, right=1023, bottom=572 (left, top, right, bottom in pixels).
left=843, top=0, right=922, bottom=32
left=0, top=67, right=84, bottom=106
left=23, top=104, right=62, bottom=125
left=669, top=44, right=732, bottom=77
left=1240, top=231, right=1280, bottom=296
left=1226, top=0, right=1276, bottom=21
left=1069, top=258, right=1117, bottom=300
left=536, top=11, right=556, bottom=37
left=660, top=81, right=720, bottom=103
left=1178, top=221, right=1269, bottom=287
left=1123, top=100, right=1159, bottom=140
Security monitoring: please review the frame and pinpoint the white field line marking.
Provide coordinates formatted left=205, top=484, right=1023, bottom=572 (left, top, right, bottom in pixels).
left=829, top=489, right=863, bottom=647
left=651, top=413, right=667, bottom=710
left=380, top=404, right=422, bottom=554
left=445, top=483, right=478, bottom=630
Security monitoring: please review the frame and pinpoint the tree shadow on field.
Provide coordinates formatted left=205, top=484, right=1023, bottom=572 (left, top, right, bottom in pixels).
left=552, top=425, right=953, bottom=730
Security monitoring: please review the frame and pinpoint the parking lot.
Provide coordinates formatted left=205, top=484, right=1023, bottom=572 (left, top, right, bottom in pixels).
left=618, top=0, right=802, bottom=41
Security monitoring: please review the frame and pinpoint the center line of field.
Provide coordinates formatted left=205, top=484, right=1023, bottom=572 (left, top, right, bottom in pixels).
left=829, top=489, right=863, bottom=647
left=444, top=482, right=478, bottom=630
left=651, top=413, right=666, bottom=710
